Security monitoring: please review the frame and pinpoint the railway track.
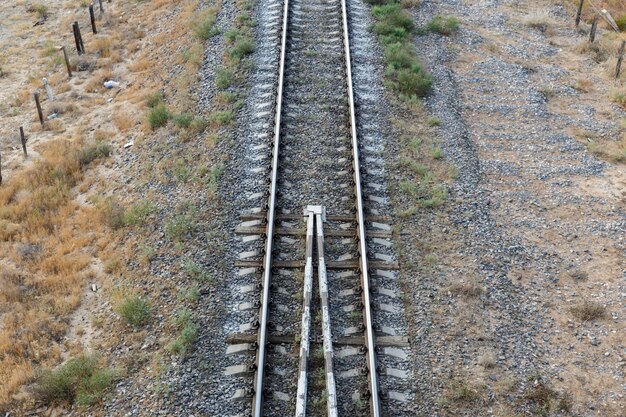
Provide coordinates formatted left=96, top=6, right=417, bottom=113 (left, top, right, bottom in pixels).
left=224, top=0, right=412, bottom=415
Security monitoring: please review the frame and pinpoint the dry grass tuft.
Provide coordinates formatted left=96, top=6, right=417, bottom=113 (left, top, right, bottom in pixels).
left=570, top=300, right=606, bottom=321
left=448, top=281, right=484, bottom=297
left=522, top=9, right=553, bottom=32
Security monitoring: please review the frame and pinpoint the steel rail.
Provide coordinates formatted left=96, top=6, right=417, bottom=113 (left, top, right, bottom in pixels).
left=295, top=212, right=315, bottom=417
left=316, top=211, right=338, bottom=417
left=339, top=0, right=381, bottom=414
left=251, top=0, right=290, bottom=412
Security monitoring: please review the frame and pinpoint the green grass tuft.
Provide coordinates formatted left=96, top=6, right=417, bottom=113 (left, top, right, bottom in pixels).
left=167, top=309, right=199, bottom=356
left=36, top=355, right=118, bottom=406
left=116, top=294, right=151, bottom=327
left=172, top=113, right=193, bottom=128
left=146, top=91, right=164, bottom=108
left=216, top=68, right=234, bottom=90
left=148, top=105, right=170, bottom=129
left=209, top=110, right=234, bottom=126
left=422, top=15, right=460, bottom=36
left=79, top=142, right=112, bottom=166
left=194, top=10, right=219, bottom=40
left=165, top=215, right=194, bottom=242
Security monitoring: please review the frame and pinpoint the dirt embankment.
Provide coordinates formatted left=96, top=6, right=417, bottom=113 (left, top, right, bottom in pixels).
left=0, top=0, right=216, bottom=413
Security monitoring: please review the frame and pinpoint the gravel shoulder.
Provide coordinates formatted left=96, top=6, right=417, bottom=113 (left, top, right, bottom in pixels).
left=386, top=0, right=625, bottom=415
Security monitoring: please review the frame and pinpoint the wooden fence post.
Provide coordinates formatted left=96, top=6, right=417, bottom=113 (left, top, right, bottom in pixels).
left=616, top=40, right=626, bottom=79
left=576, top=0, right=584, bottom=27
left=73, top=23, right=82, bottom=55
left=589, top=16, right=598, bottom=43
left=20, top=127, right=27, bottom=157
left=89, top=5, right=97, bottom=34
left=74, top=21, right=85, bottom=54
left=61, top=46, right=72, bottom=78
left=34, top=92, right=45, bottom=127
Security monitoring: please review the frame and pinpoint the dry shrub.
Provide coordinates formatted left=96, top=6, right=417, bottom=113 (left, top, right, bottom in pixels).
left=45, top=119, right=64, bottom=132
left=48, top=101, right=76, bottom=115
left=129, top=58, right=154, bottom=73
left=448, top=281, right=484, bottom=297
left=93, top=37, right=114, bottom=58
left=400, top=0, right=420, bottom=7
left=576, top=35, right=619, bottom=64
left=113, top=109, right=136, bottom=132
left=575, top=78, right=594, bottom=93
left=570, top=300, right=606, bottom=321
left=11, top=90, right=30, bottom=108
left=522, top=9, right=553, bottom=31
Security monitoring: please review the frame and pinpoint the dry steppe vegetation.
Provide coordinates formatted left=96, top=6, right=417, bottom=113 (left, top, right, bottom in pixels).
left=0, top=0, right=218, bottom=411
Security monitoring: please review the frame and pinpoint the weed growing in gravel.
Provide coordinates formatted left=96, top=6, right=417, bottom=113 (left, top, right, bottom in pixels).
left=102, top=199, right=154, bottom=229
left=148, top=105, right=171, bottom=129
left=167, top=309, right=199, bottom=356
left=369, top=0, right=433, bottom=99
left=442, top=379, right=486, bottom=404
left=206, top=163, right=225, bottom=194
left=216, top=68, right=234, bottom=90
left=79, top=142, right=112, bottom=166
left=229, top=36, right=255, bottom=61
left=422, top=184, right=447, bottom=207
left=406, top=160, right=429, bottom=177
left=173, top=158, right=191, bottom=182
left=189, top=116, right=208, bottom=132
left=523, top=378, right=563, bottom=414
left=421, top=15, right=460, bottom=36
left=165, top=215, right=194, bottom=242
left=426, top=116, right=441, bottom=126
left=172, top=113, right=193, bottom=128
left=522, top=9, right=552, bottom=32
left=184, top=260, right=213, bottom=283
left=617, top=15, right=626, bottom=31
left=400, top=180, right=418, bottom=198
left=193, top=7, right=220, bottom=40
left=146, top=91, right=164, bottom=108
left=209, top=110, right=234, bottom=126
left=179, top=285, right=200, bottom=303
left=140, top=245, right=157, bottom=266
left=116, top=294, right=151, bottom=327
left=449, top=281, right=484, bottom=297
left=123, top=200, right=155, bottom=226
left=430, top=146, right=444, bottom=160
left=424, top=253, right=437, bottom=266
left=408, top=137, right=422, bottom=153
left=36, top=355, right=118, bottom=406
